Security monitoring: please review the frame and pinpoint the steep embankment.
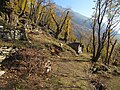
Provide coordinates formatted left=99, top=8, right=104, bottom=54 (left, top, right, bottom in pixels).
left=0, top=28, right=92, bottom=89
left=0, top=28, right=120, bottom=90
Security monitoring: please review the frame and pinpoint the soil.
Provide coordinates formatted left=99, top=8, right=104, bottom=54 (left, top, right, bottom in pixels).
left=0, top=30, right=120, bottom=90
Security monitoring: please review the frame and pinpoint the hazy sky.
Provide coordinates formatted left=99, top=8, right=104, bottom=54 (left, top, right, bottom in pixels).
left=53, top=0, right=120, bottom=34
left=53, top=0, right=95, bottom=17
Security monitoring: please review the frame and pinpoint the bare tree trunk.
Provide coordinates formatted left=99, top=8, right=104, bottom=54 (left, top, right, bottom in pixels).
left=105, top=30, right=110, bottom=65
left=64, top=31, right=68, bottom=43
left=92, top=23, right=96, bottom=58
left=55, top=28, right=60, bottom=39
left=51, top=11, right=70, bottom=39
left=19, top=0, right=27, bottom=18
left=108, top=40, right=117, bottom=65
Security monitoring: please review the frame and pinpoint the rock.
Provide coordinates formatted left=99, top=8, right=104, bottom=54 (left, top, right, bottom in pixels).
left=0, top=26, right=3, bottom=28
left=0, top=48, right=2, bottom=52
left=0, top=70, right=5, bottom=76
left=0, top=46, right=19, bottom=67
left=46, top=66, right=51, bottom=73
left=5, top=47, right=12, bottom=52
left=0, top=46, right=19, bottom=77
left=90, top=66, right=99, bottom=73
left=44, top=60, right=52, bottom=74
left=0, top=55, right=6, bottom=62
left=59, top=43, right=63, bottom=47
left=91, top=80, right=106, bottom=90
left=1, top=47, right=8, bottom=49
left=90, top=64, right=109, bottom=74
left=10, top=47, right=18, bottom=54
left=2, top=51, right=10, bottom=56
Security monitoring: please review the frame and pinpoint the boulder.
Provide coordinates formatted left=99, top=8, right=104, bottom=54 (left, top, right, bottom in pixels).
left=0, top=70, right=5, bottom=76
left=44, top=60, right=52, bottom=74
left=0, top=55, right=6, bottom=62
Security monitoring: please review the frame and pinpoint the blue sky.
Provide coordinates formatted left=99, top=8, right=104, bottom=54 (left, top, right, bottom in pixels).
left=53, top=0, right=120, bottom=34
left=53, top=0, right=95, bottom=18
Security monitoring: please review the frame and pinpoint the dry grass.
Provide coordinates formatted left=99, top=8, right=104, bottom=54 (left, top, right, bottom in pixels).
left=0, top=30, right=120, bottom=90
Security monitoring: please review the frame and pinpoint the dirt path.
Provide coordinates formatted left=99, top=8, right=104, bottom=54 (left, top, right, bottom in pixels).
left=47, top=54, right=93, bottom=90
left=0, top=32, right=119, bottom=90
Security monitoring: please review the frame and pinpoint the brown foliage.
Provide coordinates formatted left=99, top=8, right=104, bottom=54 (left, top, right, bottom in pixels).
left=0, top=48, right=52, bottom=89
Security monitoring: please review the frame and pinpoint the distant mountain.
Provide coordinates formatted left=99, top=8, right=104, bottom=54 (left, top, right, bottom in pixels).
left=55, top=5, right=92, bottom=40
left=55, top=5, right=120, bottom=41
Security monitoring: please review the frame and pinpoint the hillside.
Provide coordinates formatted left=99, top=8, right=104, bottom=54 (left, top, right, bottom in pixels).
left=0, top=1, right=120, bottom=90
left=0, top=23, right=120, bottom=90
left=55, top=5, right=92, bottom=40
left=0, top=25, right=92, bottom=89
left=55, top=5, right=120, bottom=41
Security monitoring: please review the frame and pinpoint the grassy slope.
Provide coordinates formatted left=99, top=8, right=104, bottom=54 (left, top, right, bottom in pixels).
left=28, top=31, right=93, bottom=90
left=0, top=29, right=120, bottom=90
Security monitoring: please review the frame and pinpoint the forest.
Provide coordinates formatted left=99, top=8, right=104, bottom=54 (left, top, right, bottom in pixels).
left=0, top=0, right=120, bottom=90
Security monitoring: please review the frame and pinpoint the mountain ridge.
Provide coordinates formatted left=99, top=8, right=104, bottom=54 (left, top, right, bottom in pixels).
left=55, top=4, right=120, bottom=41
left=55, top=4, right=92, bottom=40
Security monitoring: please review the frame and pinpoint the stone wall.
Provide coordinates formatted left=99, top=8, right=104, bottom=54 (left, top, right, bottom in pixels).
left=0, top=25, right=26, bottom=40
left=0, top=46, right=18, bottom=76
